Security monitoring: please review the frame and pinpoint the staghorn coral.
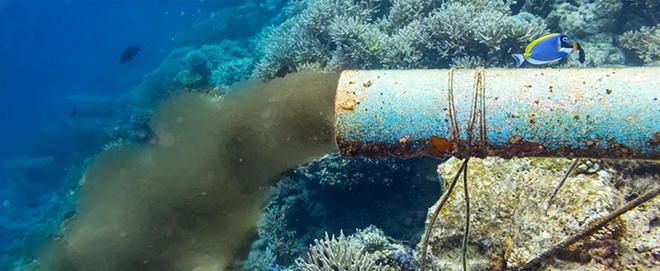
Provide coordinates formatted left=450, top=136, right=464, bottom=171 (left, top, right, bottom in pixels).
left=380, top=0, right=437, bottom=30
left=619, top=26, right=660, bottom=65
left=449, top=56, right=489, bottom=69
left=252, top=0, right=547, bottom=79
left=423, top=1, right=546, bottom=58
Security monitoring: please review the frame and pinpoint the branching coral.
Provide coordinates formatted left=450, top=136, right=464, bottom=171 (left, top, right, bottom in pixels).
left=619, top=26, right=659, bottom=65
left=252, top=0, right=547, bottom=79
left=424, top=0, right=545, bottom=56
left=384, top=0, right=436, bottom=26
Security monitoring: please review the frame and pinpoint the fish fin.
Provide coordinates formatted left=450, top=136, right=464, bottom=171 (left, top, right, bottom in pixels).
left=526, top=57, right=562, bottom=65
left=576, top=42, right=585, bottom=63
left=511, top=54, right=526, bottom=67
left=559, top=47, right=573, bottom=54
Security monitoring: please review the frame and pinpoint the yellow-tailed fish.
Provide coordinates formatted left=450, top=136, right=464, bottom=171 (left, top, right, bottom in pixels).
left=511, top=33, right=585, bottom=67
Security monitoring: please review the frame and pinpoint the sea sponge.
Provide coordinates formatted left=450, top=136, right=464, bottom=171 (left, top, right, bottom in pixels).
left=37, top=72, right=339, bottom=271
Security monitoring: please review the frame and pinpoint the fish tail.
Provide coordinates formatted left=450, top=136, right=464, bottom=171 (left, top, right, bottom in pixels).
left=576, top=42, right=585, bottom=64
left=511, top=54, right=525, bottom=67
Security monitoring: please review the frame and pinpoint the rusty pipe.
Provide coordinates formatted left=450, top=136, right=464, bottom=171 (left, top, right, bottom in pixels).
left=334, top=68, right=660, bottom=159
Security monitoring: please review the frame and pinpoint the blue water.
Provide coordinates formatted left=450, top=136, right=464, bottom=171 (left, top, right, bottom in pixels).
left=0, top=0, right=203, bottom=158
left=0, top=0, right=214, bottom=267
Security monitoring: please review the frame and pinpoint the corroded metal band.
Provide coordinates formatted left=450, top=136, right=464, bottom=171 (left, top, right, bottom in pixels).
left=334, top=68, right=660, bottom=160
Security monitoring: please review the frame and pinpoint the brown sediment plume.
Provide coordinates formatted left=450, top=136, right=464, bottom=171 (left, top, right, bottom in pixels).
left=38, top=73, right=339, bottom=271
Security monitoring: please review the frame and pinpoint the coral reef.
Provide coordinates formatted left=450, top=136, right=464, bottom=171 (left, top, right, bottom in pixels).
left=295, top=226, right=418, bottom=271
left=8, top=0, right=659, bottom=270
left=421, top=157, right=659, bottom=270
left=619, top=26, right=659, bottom=65
left=544, top=0, right=625, bottom=66
left=253, top=0, right=547, bottom=79
left=242, top=153, right=440, bottom=269
left=424, top=1, right=545, bottom=59
left=547, top=0, right=622, bottom=38
left=126, top=40, right=255, bottom=109
left=176, top=0, right=289, bottom=45
left=296, top=230, right=389, bottom=271
left=249, top=0, right=660, bottom=71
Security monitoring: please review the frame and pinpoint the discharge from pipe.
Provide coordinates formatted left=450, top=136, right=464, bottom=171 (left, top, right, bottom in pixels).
left=334, top=68, right=659, bottom=160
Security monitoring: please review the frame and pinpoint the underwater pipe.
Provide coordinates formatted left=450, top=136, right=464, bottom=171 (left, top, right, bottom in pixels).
left=335, top=68, right=660, bottom=160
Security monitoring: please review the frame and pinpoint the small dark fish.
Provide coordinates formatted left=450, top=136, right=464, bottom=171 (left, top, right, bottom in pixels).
left=69, top=108, right=78, bottom=118
left=63, top=210, right=77, bottom=220
left=510, top=0, right=525, bottom=15
left=119, top=45, right=141, bottom=64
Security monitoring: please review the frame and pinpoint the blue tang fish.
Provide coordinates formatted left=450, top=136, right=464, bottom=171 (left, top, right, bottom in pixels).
left=511, top=33, right=585, bottom=67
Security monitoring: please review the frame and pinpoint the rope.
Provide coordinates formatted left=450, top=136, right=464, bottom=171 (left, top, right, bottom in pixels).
left=448, top=68, right=460, bottom=143
left=446, top=68, right=488, bottom=156
left=478, top=68, right=487, bottom=152
left=422, top=68, right=489, bottom=270
left=461, top=160, right=471, bottom=271
left=420, top=158, right=469, bottom=269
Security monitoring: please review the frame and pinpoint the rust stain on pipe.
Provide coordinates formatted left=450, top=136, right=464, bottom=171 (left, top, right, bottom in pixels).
left=334, top=68, right=660, bottom=160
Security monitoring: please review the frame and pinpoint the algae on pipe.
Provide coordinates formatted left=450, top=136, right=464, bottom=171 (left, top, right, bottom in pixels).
left=334, top=68, right=660, bottom=160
